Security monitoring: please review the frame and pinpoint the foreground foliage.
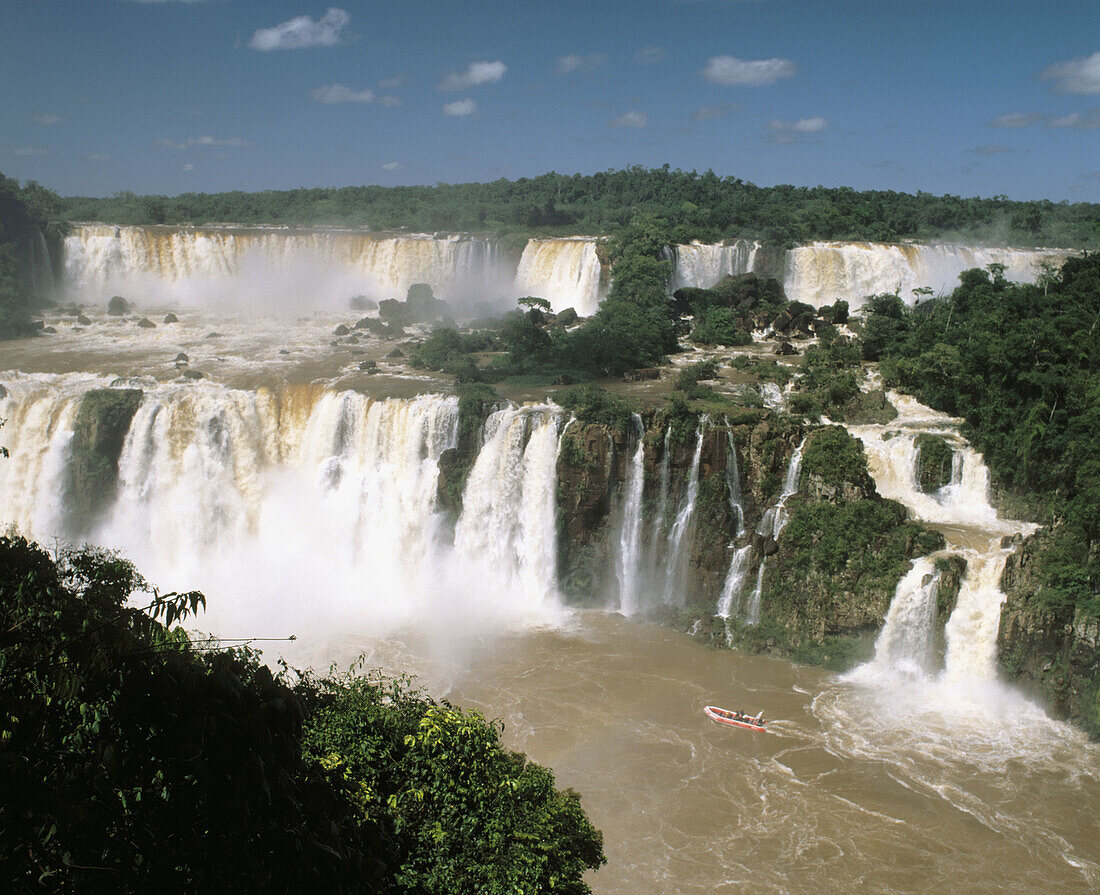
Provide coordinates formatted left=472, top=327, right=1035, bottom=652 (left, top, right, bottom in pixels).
left=0, top=537, right=604, bottom=893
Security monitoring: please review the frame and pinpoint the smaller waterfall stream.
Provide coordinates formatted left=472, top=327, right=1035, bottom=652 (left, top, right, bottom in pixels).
left=663, top=418, right=708, bottom=604
left=615, top=414, right=646, bottom=616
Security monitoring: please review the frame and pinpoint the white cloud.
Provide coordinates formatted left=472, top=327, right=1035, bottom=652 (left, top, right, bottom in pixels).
left=1039, top=52, right=1100, bottom=94
left=765, top=117, right=828, bottom=142
left=555, top=53, right=607, bottom=75
left=153, top=135, right=252, bottom=149
left=378, top=96, right=402, bottom=107
left=1049, top=108, right=1100, bottom=129
left=13, top=146, right=48, bottom=156
left=988, top=112, right=1042, bottom=128
left=32, top=113, right=63, bottom=125
left=691, top=102, right=739, bottom=121
left=378, top=74, right=406, bottom=88
left=181, top=163, right=195, bottom=172
left=701, top=55, right=796, bottom=86
left=248, top=7, right=350, bottom=51
left=311, top=84, right=375, bottom=104
left=610, top=110, right=647, bottom=128
left=443, top=99, right=477, bottom=116
left=439, top=61, right=506, bottom=91
left=381, top=162, right=403, bottom=171
left=636, top=46, right=666, bottom=65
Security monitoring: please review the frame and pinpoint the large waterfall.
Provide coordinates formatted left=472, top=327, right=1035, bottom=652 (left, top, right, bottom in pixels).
left=0, top=376, right=566, bottom=638
left=785, top=242, right=1071, bottom=310
left=513, top=238, right=605, bottom=316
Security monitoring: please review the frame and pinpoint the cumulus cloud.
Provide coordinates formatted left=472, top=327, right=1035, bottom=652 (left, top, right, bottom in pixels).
left=439, top=61, right=506, bottom=91
left=691, top=102, right=739, bottom=120
left=13, top=146, right=48, bottom=156
left=1049, top=108, right=1100, bottom=129
left=555, top=53, right=607, bottom=75
left=1039, top=52, right=1100, bottom=94
left=443, top=99, right=477, bottom=116
left=311, top=84, right=375, bottom=104
left=381, top=162, right=403, bottom=170
left=32, top=113, right=63, bottom=125
left=248, top=7, right=350, bottom=51
left=636, top=46, right=666, bottom=65
left=610, top=110, right=647, bottom=128
left=701, top=55, right=796, bottom=86
left=765, top=116, right=827, bottom=142
left=988, top=112, right=1042, bottom=128
left=153, top=135, right=252, bottom=149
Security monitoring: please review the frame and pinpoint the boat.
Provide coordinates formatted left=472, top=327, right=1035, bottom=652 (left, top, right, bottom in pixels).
left=704, top=705, right=767, bottom=731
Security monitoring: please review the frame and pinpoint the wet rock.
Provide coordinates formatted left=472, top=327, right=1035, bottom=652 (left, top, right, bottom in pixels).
left=42, top=326, right=57, bottom=334
left=70, top=389, right=143, bottom=530
left=345, top=334, right=359, bottom=344
left=182, top=369, right=204, bottom=380
left=163, top=313, right=178, bottom=323
left=359, top=360, right=378, bottom=373
left=107, top=295, right=129, bottom=316
left=349, top=295, right=378, bottom=311
left=279, top=349, right=290, bottom=355
left=174, top=352, right=189, bottom=362
left=556, top=307, right=579, bottom=326
left=136, top=317, right=156, bottom=329
left=76, top=314, right=92, bottom=326
left=775, top=340, right=798, bottom=356
left=334, top=324, right=350, bottom=336
left=385, top=348, right=405, bottom=359
left=205, top=332, right=223, bottom=339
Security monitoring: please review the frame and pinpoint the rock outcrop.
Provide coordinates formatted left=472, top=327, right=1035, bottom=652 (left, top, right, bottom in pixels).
left=69, top=389, right=143, bottom=532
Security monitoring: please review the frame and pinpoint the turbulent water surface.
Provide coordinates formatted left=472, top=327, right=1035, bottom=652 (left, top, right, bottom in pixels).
left=2, top=253, right=1098, bottom=893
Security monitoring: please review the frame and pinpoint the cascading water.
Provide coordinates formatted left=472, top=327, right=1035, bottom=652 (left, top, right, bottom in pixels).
left=667, top=240, right=759, bottom=291
left=614, top=414, right=646, bottom=616
left=865, top=556, right=941, bottom=677
left=783, top=241, right=1072, bottom=311
left=662, top=418, right=707, bottom=605
left=716, top=546, right=752, bottom=620
left=848, top=393, right=1037, bottom=687
left=512, top=238, right=605, bottom=316
left=0, top=377, right=567, bottom=639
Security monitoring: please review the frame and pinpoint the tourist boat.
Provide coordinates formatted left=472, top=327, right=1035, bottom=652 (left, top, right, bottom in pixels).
left=704, top=705, right=767, bottom=731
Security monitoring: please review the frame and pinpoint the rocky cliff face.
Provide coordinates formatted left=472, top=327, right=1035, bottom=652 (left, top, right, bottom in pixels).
left=69, top=389, right=143, bottom=532
left=999, top=529, right=1100, bottom=736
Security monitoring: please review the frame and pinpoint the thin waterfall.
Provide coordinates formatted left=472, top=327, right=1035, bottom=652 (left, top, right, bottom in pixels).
left=716, top=546, right=752, bottom=619
left=743, top=437, right=806, bottom=625
left=615, top=414, right=646, bottom=616
left=648, top=426, right=672, bottom=576
left=867, top=556, right=941, bottom=677
left=663, top=417, right=708, bottom=605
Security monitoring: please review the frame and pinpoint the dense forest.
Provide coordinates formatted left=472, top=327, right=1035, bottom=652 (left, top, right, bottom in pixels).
left=0, top=535, right=605, bottom=893
left=57, top=166, right=1100, bottom=249
left=0, top=174, right=60, bottom=339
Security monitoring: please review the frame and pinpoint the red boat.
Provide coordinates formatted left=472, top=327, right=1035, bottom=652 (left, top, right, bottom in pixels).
left=704, top=705, right=767, bottom=731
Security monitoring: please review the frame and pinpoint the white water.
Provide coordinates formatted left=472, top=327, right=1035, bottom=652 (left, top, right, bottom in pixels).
left=0, top=377, right=567, bottom=641
left=513, top=237, right=605, bottom=316
left=848, top=393, right=1038, bottom=692
left=662, top=419, right=707, bottom=605
left=667, top=240, right=758, bottom=291
left=614, top=414, right=646, bottom=616
left=785, top=241, right=1072, bottom=310
left=716, top=545, right=752, bottom=620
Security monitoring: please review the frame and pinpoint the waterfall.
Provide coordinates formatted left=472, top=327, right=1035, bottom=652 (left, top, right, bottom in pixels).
left=848, top=393, right=1037, bottom=691
left=716, top=545, right=752, bottom=619
left=1, top=377, right=567, bottom=636
left=648, top=426, right=672, bottom=568
left=668, top=240, right=759, bottom=291
left=614, top=414, right=646, bottom=616
left=663, top=418, right=708, bottom=605
left=867, top=557, right=941, bottom=677
left=513, top=238, right=605, bottom=316
left=62, top=224, right=510, bottom=314
left=783, top=241, right=1073, bottom=311
left=741, top=437, right=806, bottom=625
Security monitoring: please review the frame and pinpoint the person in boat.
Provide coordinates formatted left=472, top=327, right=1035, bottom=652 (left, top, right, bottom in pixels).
left=753, top=711, right=765, bottom=726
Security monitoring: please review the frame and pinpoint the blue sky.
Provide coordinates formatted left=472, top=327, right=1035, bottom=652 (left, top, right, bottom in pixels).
left=2, top=0, right=1099, bottom=201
